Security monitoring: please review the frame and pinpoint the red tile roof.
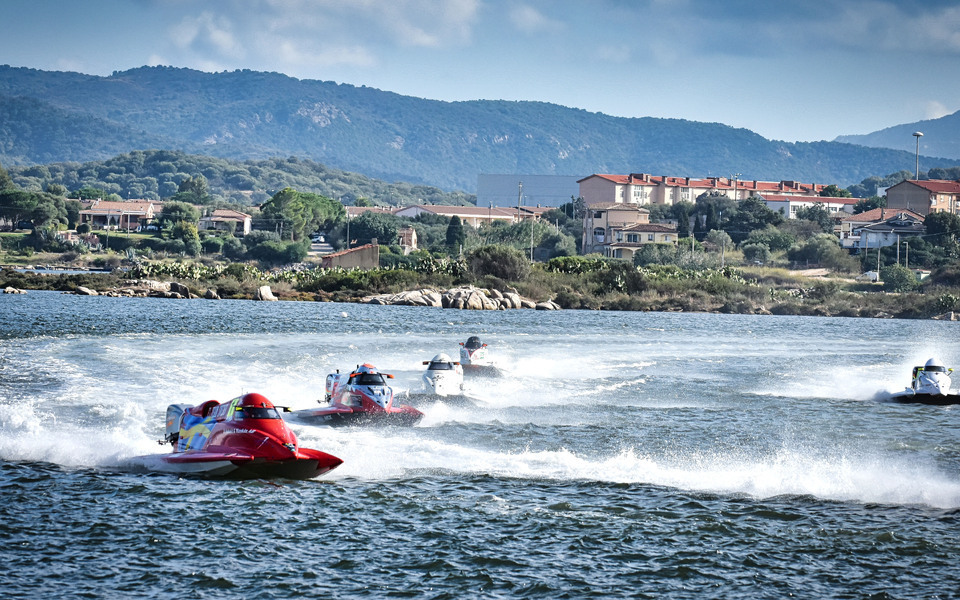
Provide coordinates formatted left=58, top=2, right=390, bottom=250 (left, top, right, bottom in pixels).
left=579, top=173, right=825, bottom=194
left=842, top=208, right=924, bottom=223
left=907, top=179, right=960, bottom=194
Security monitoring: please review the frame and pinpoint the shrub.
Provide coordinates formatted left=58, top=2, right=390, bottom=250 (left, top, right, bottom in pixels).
left=466, top=245, right=530, bottom=281
left=201, top=236, right=224, bottom=254
left=880, top=264, right=918, bottom=292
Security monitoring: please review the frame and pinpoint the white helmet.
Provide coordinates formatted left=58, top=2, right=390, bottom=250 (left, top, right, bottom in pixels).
left=432, top=353, right=452, bottom=363
left=925, top=357, right=945, bottom=368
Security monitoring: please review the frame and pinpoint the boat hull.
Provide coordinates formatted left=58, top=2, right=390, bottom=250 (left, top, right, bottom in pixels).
left=888, top=393, right=960, bottom=406
left=131, top=451, right=343, bottom=480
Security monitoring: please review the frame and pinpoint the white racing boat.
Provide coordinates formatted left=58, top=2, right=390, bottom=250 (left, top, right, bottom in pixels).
left=459, top=336, right=503, bottom=377
left=888, top=358, right=960, bottom=405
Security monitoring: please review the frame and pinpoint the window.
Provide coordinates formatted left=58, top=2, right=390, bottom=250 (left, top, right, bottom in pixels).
left=593, top=227, right=605, bottom=242
left=616, top=231, right=623, bottom=242
left=594, top=211, right=603, bottom=219
left=648, top=234, right=654, bottom=241
left=627, top=234, right=639, bottom=243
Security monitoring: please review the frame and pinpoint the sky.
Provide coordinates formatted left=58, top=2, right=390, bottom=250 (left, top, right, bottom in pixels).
left=2, top=0, right=959, bottom=143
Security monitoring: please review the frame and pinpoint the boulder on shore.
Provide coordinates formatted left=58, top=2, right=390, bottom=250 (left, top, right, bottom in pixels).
left=363, top=285, right=555, bottom=310
left=256, top=285, right=278, bottom=301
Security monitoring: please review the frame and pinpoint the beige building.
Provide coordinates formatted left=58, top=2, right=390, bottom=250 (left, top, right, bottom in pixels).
left=320, top=243, right=380, bottom=269
left=760, top=194, right=859, bottom=219
left=578, top=173, right=826, bottom=207
left=199, top=209, right=252, bottom=235
left=582, top=203, right=677, bottom=258
left=885, top=180, right=960, bottom=216
left=393, top=204, right=543, bottom=228
left=79, top=199, right=160, bottom=230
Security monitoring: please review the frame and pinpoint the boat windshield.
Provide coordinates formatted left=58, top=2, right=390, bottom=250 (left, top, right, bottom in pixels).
left=429, top=361, right=453, bottom=370
left=235, top=406, right=281, bottom=420
left=354, top=373, right=386, bottom=386
left=924, top=365, right=948, bottom=373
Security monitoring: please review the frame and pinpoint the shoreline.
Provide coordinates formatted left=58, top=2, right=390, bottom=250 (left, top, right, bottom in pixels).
left=2, top=267, right=958, bottom=320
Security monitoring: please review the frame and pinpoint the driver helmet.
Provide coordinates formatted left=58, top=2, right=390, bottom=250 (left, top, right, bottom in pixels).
left=465, top=336, right=482, bottom=350
left=924, top=357, right=947, bottom=373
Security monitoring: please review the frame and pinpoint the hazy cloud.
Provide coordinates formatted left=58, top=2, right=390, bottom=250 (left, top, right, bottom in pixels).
left=924, top=101, right=952, bottom=120
left=169, top=11, right=245, bottom=59
left=509, top=4, right=565, bottom=33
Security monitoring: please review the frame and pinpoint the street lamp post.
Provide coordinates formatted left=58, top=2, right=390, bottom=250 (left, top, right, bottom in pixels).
left=913, top=132, right=924, bottom=179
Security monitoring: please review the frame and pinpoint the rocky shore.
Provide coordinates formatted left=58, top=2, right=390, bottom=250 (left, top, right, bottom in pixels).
left=364, top=286, right=561, bottom=310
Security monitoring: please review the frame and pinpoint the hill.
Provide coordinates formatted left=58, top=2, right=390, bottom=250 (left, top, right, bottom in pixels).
left=834, top=111, right=960, bottom=160
left=1, top=65, right=957, bottom=191
left=5, top=150, right=474, bottom=207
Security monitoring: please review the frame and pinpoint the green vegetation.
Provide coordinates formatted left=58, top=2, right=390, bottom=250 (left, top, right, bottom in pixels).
left=6, top=150, right=474, bottom=207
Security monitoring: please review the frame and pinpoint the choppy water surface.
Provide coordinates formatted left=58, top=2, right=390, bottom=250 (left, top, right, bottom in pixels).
left=2, top=291, right=959, bottom=598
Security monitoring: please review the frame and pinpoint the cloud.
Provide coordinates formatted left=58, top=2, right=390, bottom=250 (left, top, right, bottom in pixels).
left=923, top=101, right=951, bottom=120
left=169, top=11, right=245, bottom=59
left=509, top=4, right=564, bottom=33
left=595, top=44, right=631, bottom=64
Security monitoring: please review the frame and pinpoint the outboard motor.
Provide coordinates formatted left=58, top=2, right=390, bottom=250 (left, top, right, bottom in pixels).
left=162, top=403, right=191, bottom=446
left=912, top=358, right=953, bottom=395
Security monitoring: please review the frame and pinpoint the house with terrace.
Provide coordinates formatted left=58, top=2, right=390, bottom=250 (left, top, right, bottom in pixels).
left=582, top=203, right=677, bottom=259
left=199, top=209, right=252, bottom=236
left=79, top=199, right=160, bottom=231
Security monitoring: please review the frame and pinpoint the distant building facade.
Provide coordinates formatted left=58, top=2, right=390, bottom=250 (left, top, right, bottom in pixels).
left=885, top=180, right=960, bottom=216
left=760, top=194, right=859, bottom=219
left=477, top=174, right=583, bottom=209
left=578, top=173, right=827, bottom=207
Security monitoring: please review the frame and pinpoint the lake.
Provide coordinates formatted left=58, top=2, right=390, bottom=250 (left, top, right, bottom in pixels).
left=1, top=290, right=959, bottom=598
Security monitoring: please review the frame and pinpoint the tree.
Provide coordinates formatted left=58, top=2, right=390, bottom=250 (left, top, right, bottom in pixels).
left=794, top=203, right=835, bottom=233
left=924, top=212, right=960, bottom=246
left=349, top=210, right=400, bottom=246
left=706, top=229, right=732, bottom=251
left=0, top=163, right=14, bottom=191
left=819, top=184, right=852, bottom=198
left=724, top=196, right=783, bottom=243
left=446, top=215, right=466, bottom=254
left=0, top=189, right=38, bottom=226
left=170, top=175, right=212, bottom=204
left=853, top=196, right=885, bottom=214
left=259, top=187, right=345, bottom=241
left=170, top=221, right=201, bottom=256
left=159, top=201, right=200, bottom=229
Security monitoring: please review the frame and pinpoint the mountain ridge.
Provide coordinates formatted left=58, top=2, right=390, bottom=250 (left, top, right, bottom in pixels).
left=1, top=64, right=957, bottom=192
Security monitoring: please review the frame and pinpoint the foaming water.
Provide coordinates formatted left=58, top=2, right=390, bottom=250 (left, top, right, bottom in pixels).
left=3, top=292, right=960, bottom=597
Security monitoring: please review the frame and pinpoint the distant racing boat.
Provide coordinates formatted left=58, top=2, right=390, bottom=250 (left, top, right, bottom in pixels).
left=290, top=363, right=424, bottom=426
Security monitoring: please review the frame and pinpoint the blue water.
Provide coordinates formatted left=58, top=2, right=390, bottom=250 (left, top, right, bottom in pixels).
left=2, top=291, right=960, bottom=598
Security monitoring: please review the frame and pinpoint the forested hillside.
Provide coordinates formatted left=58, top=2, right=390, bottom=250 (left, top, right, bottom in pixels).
left=2, top=65, right=957, bottom=192
left=4, top=150, right=474, bottom=206
left=834, top=111, right=960, bottom=160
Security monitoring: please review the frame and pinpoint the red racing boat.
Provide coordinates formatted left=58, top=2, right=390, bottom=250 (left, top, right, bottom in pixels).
left=131, top=392, right=343, bottom=479
left=290, top=363, right=423, bottom=427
